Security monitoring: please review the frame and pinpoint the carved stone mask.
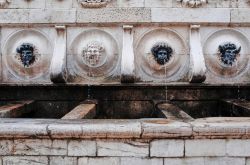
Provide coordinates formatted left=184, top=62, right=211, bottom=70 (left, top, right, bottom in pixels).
left=151, top=43, right=173, bottom=65
left=83, top=41, right=105, bottom=67
left=218, top=42, right=241, bottom=66
left=16, top=43, right=35, bottom=67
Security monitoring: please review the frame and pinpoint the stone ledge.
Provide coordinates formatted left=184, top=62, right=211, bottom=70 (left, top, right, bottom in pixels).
left=141, top=119, right=192, bottom=138
left=151, top=8, right=231, bottom=23
left=0, top=8, right=250, bottom=24
left=0, top=118, right=250, bottom=140
left=191, top=117, right=250, bottom=139
left=231, top=9, right=250, bottom=23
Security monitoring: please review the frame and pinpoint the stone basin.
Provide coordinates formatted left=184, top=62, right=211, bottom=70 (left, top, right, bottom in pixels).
left=0, top=84, right=250, bottom=164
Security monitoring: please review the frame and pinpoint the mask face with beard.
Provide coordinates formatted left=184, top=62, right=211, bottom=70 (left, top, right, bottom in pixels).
left=82, top=41, right=105, bottom=67
left=16, top=43, right=35, bottom=67
left=151, top=43, right=173, bottom=65
left=218, top=43, right=241, bottom=66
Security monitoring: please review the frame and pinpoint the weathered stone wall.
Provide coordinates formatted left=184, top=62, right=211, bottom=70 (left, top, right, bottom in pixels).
left=1, top=0, right=250, bottom=84
left=1, top=139, right=250, bottom=165
left=1, top=1, right=250, bottom=165
left=0, top=118, right=250, bottom=165
left=0, top=0, right=249, bottom=24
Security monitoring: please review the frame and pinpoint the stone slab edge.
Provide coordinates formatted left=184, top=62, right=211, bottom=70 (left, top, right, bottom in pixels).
left=0, top=118, right=250, bottom=139
left=0, top=8, right=248, bottom=24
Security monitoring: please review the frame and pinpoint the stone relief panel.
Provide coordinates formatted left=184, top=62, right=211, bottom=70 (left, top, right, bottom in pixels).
left=68, top=28, right=120, bottom=82
left=1, top=28, right=54, bottom=82
left=135, top=28, right=189, bottom=82
left=177, top=0, right=207, bottom=7
left=78, top=0, right=111, bottom=8
left=203, top=28, right=250, bottom=83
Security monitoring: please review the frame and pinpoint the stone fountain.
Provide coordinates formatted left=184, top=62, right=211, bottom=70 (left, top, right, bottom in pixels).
left=0, top=0, right=250, bottom=165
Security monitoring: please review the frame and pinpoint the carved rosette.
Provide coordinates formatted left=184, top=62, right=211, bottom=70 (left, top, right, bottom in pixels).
left=204, top=29, right=250, bottom=79
left=78, top=0, right=110, bottom=8
left=178, top=0, right=207, bottom=7
left=136, top=28, right=189, bottom=82
left=0, top=0, right=11, bottom=8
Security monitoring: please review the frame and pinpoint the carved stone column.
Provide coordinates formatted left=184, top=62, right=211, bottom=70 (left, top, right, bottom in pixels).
left=121, top=25, right=135, bottom=83
left=50, top=25, right=67, bottom=83
left=189, top=25, right=206, bottom=83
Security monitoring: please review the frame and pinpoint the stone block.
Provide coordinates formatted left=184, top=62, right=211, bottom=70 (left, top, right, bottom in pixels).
left=47, top=120, right=141, bottom=139
left=237, top=0, right=249, bottom=8
left=48, top=124, right=82, bottom=139
left=246, top=158, right=250, bottom=165
left=185, top=140, right=226, bottom=157
left=14, top=139, right=67, bottom=156
left=28, top=9, right=76, bottom=23
left=0, top=9, right=29, bottom=24
left=46, top=0, right=73, bottom=8
left=2, top=156, right=48, bottom=165
left=164, top=158, right=205, bottom=165
left=121, top=158, right=163, bottom=165
left=145, top=0, right=172, bottom=7
left=226, top=140, right=250, bottom=156
left=0, top=141, right=13, bottom=156
left=205, top=157, right=245, bottom=165
left=150, top=140, right=184, bottom=157
left=191, top=118, right=248, bottom=139
left=8, top=0, right=46, bottom=9
left=78, top=157, right=120, bottom=165
left=117, top=0, right=144, bottom=7
left=68, top=140, right=96, bottom=156
left=216, top=0, right=231, bottom=8
left=50, top=157, right=77, bottom=165
left=80, top=120, right=142, bottom=139
left=231, top=9, right=250, bottom=23
left=142, top=119, right=192, bottom=138
left=151, top=8, right=230, bottom=23
left=97, top=141, right=149, bottom=157
left=0, top=120, right=49, bottom=139
left=77, top=8, right=151, bottom=23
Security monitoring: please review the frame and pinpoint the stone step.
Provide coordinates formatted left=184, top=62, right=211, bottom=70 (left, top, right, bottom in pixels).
left=61, top=101, right=96, bottom=120
left=0, top=101, right=34, bottom=118
left=156, top=102, right=194, bottom=121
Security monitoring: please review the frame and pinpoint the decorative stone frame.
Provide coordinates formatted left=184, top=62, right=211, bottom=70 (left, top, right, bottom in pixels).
left=1, top=28, right=54, bottom=82
left=135, top=28, right=189, bottom=82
